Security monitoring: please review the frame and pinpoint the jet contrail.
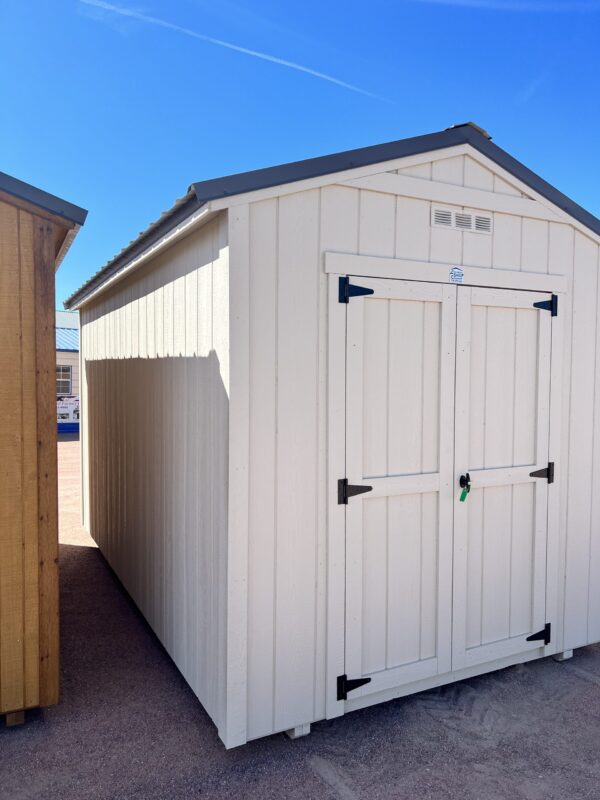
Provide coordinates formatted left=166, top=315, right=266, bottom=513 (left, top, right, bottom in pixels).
left=79, top=0, right=390, bottom=101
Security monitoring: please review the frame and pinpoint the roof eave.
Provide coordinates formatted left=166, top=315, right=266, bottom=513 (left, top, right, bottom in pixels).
left=65, top=194, right=213, bottom=310
left=190, top=128, right=470, bottom=205
left=55, top=225, right=82, bottom=270
left=66, top=121, right=600, bottom=310
left=0, top=171, right=87, bottom=227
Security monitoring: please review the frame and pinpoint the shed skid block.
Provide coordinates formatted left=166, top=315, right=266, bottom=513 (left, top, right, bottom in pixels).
left=5, top=710, right=25, bottom=727
left=285, top=723, right=311, bottom=740
left=554, top=650, right=574, bottom=662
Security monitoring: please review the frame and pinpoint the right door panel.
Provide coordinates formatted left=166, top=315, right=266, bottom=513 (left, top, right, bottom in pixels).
left=452, top=287, right=552, bottom=670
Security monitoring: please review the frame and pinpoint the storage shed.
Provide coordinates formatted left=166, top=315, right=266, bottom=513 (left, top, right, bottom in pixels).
left=0, top=172, right=86, bottom=725
left=66, top=122, right=600, bottom=747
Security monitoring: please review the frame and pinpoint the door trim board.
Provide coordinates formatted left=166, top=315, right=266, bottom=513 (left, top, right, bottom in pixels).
left=325, top=252, right=568, bottom=295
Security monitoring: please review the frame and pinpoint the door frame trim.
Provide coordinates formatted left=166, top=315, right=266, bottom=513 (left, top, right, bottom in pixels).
left=326, top=273, right=348, bottom=719
left=325, top=252, right=568, bottom=295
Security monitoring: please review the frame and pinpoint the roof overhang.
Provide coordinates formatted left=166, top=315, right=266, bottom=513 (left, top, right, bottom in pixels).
left=65, top=121, right=600, bottom=309
left=66, top=200, right=219, bottom=310
left=0, top=171, right=87, bottom=269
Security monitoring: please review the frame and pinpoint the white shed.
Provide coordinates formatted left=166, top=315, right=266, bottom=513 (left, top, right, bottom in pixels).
left=66, top=122, right=600, bottom=748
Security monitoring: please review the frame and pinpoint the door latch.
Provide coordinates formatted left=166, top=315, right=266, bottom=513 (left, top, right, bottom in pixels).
left=459, top=473, right=471, bottom=502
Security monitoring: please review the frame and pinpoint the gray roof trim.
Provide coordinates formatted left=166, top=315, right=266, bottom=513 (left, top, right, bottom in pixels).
left=457, top=126, right=600, bottom=239
left=190, top=127, right=470, bottom=204
left=0, top=171, right=88, bottom=226
left=65, top=192, right=201, bottom=309
left=65, top=122, right=600, bottom=309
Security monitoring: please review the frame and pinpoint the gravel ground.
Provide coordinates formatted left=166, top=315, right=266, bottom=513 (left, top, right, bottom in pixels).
left=2, top=437, right=600, bottom=800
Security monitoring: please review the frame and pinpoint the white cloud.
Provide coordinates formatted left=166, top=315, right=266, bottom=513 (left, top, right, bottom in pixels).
left=79, top=0, right=390, bottom=102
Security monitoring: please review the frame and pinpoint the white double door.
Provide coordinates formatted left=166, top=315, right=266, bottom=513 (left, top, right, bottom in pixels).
left=344, top=277, right=554, bottom=699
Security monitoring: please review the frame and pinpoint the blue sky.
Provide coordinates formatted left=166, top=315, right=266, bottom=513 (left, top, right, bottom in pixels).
left=3, top=0, right=600, bottom=305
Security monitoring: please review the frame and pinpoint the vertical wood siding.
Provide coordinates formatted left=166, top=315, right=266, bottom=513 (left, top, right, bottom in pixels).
left=0, top=201, right=59, bottom=714
left=80, top=215, right=229, bottom=730
left=78, top=149, right=600, bottom=743
left=243, top=153, right=600, bottom=739
left=565, top=233, right=600, bottom=648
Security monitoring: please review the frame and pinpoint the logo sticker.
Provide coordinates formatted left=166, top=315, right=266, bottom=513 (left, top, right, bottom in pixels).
left=449, top=266, right=464, bottom=284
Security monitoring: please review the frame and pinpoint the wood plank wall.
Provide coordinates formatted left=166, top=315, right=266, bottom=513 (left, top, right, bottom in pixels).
left=78, top=150, right=600, bottom=743
left=241, top=153, right=598, bottom=739
left=0, top=199, right=59, bottom=714
left=79, top=215, right=229, bottom=732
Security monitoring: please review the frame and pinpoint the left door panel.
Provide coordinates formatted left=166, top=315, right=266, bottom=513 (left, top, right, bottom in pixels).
left=344, top=278, right=456, bottom=699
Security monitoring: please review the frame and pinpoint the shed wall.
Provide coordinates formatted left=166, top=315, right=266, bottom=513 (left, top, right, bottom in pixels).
left=239, top=152, right=600, bottom=739
left=77, top=149, right=600, bottom=746
left=0, top=199, right=59, bottom=714
left=80, top=214, right=229, bottom=729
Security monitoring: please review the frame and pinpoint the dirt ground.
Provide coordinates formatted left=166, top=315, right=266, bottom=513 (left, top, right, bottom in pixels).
left=2, top=436, right=600, bottom=800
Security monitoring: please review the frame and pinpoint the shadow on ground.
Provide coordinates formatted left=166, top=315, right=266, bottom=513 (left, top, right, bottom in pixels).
left=3, top=540, right=600, bottom=800
left=2, top=441, right=600, bottom=799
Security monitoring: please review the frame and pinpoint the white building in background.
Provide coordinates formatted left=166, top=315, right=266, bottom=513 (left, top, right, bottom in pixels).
left=56, top=310, right=79, bottom=432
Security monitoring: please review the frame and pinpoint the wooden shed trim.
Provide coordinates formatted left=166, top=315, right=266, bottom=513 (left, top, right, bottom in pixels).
left=0, top=205, right=63, bottom=714
left=33, top=218, right=60, bottom=706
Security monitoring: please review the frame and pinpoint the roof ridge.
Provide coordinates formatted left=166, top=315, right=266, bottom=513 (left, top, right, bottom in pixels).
left=65, top=123, right=600, bottom=309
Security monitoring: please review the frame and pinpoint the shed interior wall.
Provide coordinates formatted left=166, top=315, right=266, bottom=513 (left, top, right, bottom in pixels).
left=80, top=213, right=229, bottom=730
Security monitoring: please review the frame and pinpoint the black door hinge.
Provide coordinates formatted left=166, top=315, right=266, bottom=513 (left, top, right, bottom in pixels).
left=337, top=674, right=372, bottom=701
left=338, top=478, right=373, bottom=505
left=529, top=462, right=554, bottom=484
left=339, top=276, right=374, bottom=304
left=533, top=294, right=558, bottom=316
left=526, top=622, right=551, bottom=646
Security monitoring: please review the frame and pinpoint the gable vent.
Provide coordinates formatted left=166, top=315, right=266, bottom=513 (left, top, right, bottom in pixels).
left=433, top=208, right=453, bottom=227
left=431, top=207, right=493, bottom=235
left=455, top=212, right=473, bottom=230
left=475, top=215, right=492, bottom=233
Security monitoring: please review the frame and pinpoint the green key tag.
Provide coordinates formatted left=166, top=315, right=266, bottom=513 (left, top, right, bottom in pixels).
left=459, top=488, right=469, bottom=502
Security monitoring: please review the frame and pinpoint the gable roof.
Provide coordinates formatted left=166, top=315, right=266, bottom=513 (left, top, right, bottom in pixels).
left=56, top=326, right=79, bottom=352
left=0, top=171, right=88, bottom=227
left=65, top=122, right=600, bottom=309
left=0, top=171, right=88, bottom=269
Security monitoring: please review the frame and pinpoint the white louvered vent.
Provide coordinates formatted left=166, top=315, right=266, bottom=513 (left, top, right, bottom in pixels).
left=433, top=208, right=452, bottom=227
left=475, top=215, right=492, bottom=233
left=455, top=213, right=473, bottom=230
left=431, top=207, right=493, bottom=235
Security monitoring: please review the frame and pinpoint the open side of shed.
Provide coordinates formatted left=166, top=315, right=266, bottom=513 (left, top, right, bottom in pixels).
left=66, top=123, right=600, bottom=747
left=0, top=172, right=86, bottom=724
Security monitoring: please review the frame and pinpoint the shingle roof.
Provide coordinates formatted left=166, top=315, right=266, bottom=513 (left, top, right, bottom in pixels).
left=56, top=327, right=79, bottom=352
left=65, top=122, right=600, bottom=309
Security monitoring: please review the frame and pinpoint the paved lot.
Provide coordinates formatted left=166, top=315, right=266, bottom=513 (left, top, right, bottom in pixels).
left=2, top=436, right=600, bottom=799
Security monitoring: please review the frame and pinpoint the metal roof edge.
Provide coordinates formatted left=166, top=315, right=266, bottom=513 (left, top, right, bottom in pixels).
left=64, top=191, right=201, bottom=309
left=66, top=121, right=600, bottom=309
left=190, top=128, right=468, bottom=204
left=459, top=127, right=600, bottom=238
left=0, top=171, right=88, bottom=226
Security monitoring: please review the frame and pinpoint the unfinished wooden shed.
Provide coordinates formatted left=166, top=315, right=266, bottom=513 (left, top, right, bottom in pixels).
left=0, top=173, right=86, bottom=724
left=66, top=122, right=600, bottom=747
